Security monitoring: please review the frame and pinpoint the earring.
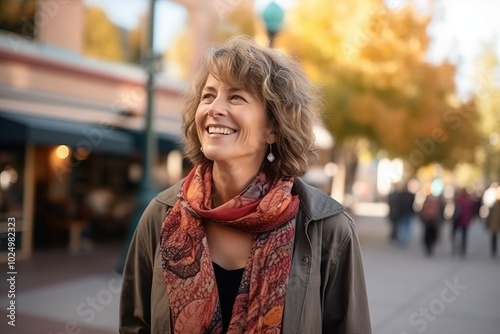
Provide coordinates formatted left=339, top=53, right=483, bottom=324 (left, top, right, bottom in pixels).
left=267, top=143, right=275, bottom=162
left=200, top=146, right=203, bottom=152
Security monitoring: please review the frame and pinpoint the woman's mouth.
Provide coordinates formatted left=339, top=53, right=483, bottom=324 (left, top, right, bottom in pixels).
left=207, top=126, right=236, bottom=135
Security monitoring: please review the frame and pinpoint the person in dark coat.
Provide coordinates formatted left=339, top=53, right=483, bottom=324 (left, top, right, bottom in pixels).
left=485, top=187, right=500, bottom=257
left=388, top=181, right=415, bottom=246
left=451, top=188, right=478, bottom=257
left=419, top=193, right=444, bottom=256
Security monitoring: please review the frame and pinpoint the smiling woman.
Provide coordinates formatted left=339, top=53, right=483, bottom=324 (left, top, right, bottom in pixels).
left=195, top=74, right=273, bottom=197
left=182, top=36, right=321, bottom=181
left=120, top=36, right=372, bottom=334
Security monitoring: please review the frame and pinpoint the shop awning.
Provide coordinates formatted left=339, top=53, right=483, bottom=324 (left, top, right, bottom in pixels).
left=0, top=112, right=134, bottom=155
left=124, top=130, right=183, bottom=153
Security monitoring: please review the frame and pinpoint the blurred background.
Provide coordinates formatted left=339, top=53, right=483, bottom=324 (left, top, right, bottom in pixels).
left=0, top=0, right=499, bottom=333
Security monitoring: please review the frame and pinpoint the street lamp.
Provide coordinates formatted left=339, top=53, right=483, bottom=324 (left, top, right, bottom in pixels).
left=261, top=1, right=285, bottom=47
left=117, top=0, right=158, bottom=274
left=141, top=0, right=158, bottom=205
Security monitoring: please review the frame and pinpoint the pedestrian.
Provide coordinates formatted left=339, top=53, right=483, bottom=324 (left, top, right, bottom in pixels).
left=396, top=181, right=415, bottom=246
left=451, top=188, right=477, bottom=257
left=387, top=181, right=415, bottom=246
left=387, top=185, right=400, bottom=243
left=419, top=192, right=444, bottom=256
left=119, top=36, right=371, bottom=333
left=486, top=187, right=500, bottom=257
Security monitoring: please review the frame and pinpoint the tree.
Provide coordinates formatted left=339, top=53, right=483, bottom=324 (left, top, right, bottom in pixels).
left=166, top=1, right=258, bottom=80
left=211, top=2, right=257, bottom=43
left=164, top=28, right=192, bottom=79
left=83, top=6, right=124, bottom=62
left=474, top=43, right=500, bottom=184
left=127, top=14, right=146, bottom=65
left=279, top=0, right=481, bottom=198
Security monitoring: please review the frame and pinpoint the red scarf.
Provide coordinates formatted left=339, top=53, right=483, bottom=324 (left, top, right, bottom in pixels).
left=160, top=164, right=299, bottom=333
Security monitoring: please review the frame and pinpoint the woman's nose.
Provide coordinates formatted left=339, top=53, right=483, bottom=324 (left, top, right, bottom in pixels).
left=207, top=96, right=227, bottom=117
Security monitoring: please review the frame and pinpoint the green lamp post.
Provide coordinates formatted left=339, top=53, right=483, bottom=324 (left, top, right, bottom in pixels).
left=261, top=1, right=285, bottom=47
left=117, top=0, right=158, bottom=274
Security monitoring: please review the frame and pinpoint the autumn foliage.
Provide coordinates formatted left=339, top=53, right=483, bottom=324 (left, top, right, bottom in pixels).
left=77, top=0, right=483, bottom=173
left=278, top=0, right=481, bottom=171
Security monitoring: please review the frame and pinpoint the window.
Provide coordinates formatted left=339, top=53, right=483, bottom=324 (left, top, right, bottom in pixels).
left=0, top=0, right=36, bottom=39
left=0, top=147, right=24, bottom=221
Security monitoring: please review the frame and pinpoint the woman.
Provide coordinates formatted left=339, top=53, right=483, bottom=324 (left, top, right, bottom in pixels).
left=119, top=36, right=371, bottom=334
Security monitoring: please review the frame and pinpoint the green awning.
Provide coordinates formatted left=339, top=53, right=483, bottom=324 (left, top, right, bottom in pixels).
left=0, top=112, right=134, bottom=155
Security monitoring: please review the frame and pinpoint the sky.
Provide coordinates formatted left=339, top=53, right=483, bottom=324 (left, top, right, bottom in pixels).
left=84, top=0, right=500, bottom=98
left=423, top=0, right=500, bottom=98
left=84, top=0, right=188, bottom=54
left=83, top=0, right=291, bottom=53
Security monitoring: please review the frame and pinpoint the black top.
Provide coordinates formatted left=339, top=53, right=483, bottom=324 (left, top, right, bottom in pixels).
left=213, top=262, right=245, bottom=333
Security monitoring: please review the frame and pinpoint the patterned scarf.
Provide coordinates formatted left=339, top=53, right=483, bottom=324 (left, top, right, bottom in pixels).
left=160, top=163, right=299, bottom=333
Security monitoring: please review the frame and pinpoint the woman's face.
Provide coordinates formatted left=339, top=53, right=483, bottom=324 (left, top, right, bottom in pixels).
left=195, top=74, right=275, bottom=172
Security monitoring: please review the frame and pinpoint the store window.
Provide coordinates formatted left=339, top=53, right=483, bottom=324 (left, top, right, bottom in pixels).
left=0, top=146, right=24, bottom=252
left=0, top=147, right=24, bottom=221
left=0, top=0, right=36, bottom=39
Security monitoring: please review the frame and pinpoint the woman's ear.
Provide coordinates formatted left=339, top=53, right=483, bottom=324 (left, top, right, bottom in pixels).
left=270, top=116, right=280, bottom=145
left=261, top=124, right=277, bottom=145
left=266, top=126, right=277, bottom=145
left=267, top=132, right=277, bottom=145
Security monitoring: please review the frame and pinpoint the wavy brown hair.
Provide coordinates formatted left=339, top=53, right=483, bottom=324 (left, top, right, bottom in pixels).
left=182, top=35, right=323, bottom=179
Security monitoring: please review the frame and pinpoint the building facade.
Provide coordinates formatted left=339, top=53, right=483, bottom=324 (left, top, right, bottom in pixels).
left=0, top=0, right=334, bottom=260
left=0, top=0, right=189, bottom=259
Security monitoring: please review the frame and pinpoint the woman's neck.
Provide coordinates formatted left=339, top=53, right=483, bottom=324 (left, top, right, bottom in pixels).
left=212, top=162, right=261, bottom=204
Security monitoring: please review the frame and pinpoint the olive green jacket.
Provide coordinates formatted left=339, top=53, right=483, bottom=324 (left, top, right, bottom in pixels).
left=119, top=178, right=372, bottom=333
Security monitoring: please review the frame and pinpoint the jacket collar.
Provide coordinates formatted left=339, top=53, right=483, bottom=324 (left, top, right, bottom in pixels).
left=155, top=178, right=184, bottom=207
left=292, top=177, right=345, bottom=221
left=155, top=176, right=345, bottom=221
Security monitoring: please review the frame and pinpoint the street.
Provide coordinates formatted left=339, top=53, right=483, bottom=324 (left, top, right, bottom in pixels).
left=1, top=204, right=499, bottom=334
left=353, top=203, right=500, bottom=334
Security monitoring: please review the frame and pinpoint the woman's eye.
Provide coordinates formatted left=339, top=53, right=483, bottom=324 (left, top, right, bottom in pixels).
left=201, top=93, right=214, bottom=101
left=230, top=95, right=245, bottom=101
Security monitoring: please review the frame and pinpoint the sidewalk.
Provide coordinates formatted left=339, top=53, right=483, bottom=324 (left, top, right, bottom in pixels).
left=1, top=242, right=122, bottom=334
left=1, top=205, right=499, bottom=334
left=352, top=204, right=500, bottom=334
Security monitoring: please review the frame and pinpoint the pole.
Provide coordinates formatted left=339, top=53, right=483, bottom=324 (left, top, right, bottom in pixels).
left=142, top=0, right=158, bottom=199
left=117, top=0, right=157, bottom=274
left=262, top=1, right=284, bottom=48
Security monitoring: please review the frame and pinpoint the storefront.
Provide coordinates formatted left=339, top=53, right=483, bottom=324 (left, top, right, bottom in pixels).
left=0, top=32, right=186, bottom=260
left=0, top=107, right=185, bottom=258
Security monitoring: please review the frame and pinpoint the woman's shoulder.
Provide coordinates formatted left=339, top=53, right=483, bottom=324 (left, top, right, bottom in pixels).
left=135, top=179, right=185, bottom=239
left=155, top=178, right=185, bottom=206
left=293, top=177, right=346, bottom=220
left=293, top=178, right=358, bottom=236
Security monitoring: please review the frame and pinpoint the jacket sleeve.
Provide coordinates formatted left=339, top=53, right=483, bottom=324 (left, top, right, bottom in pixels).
left=119, top=199, right=166, bottom=334
left=322, top=212, right=372, bottom=334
